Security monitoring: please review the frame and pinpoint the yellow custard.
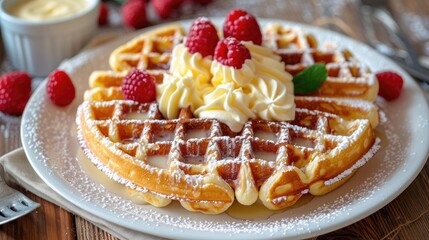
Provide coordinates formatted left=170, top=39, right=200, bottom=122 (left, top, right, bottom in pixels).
left=7, top=0, right=88, bottom=21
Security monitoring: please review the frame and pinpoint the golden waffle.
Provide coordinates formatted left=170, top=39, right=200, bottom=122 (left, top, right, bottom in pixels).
left=77, top=99, right=378, bottom=214
left=109, top=24, right=185, bottom=72
left=77, top=23, right=381, bottom=214
left=263, top=23, right=379, bottom=101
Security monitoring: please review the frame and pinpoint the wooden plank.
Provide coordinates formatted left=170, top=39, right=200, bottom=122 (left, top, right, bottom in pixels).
left=75, top=216, right=119, bottom=240
left=0, top=187, right=75, bottom=240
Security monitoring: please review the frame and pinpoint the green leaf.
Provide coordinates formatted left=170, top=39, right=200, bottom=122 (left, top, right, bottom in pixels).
left=292, top=63, right=328, bottom=94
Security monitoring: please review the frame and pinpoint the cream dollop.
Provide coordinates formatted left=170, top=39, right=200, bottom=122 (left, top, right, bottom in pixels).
left=243, top=42, right=295, bottom=121
left=211, top=59, right=255, bottom=87
left=156, top=43, right=213, bottom=119
left=157, top=40, right=295, bottom=132
left=169, top=43, right=212, bottom=90
left=246, top=77, right=295, bottom=120
left=156, top=74, right=207, bottom=119
left=194, top=83, right=255, bottom=132
left=8, top=0, right=88, bottom=20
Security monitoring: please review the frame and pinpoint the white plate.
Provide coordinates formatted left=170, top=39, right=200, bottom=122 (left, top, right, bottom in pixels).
left=21, top=19, right=429, bottom=239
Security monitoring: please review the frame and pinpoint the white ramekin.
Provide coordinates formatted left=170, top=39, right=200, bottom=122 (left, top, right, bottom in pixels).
left=0, top=0, right=100, bottom=76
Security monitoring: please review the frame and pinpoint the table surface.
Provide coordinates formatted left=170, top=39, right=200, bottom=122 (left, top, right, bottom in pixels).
left=1, top=0, right=429, bottom=239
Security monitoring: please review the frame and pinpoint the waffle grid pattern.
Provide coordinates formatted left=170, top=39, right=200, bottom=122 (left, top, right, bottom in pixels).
left=109, top=24, right=185, bottom=72
left=263, top=23, right=378, bottom=100
left=78, top=99, right=376, bottom=213
left=77, top=23, right=381, bottom=214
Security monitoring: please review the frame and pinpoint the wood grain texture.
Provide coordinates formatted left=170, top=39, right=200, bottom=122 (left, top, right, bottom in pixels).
left=0, top=187, right=75, bottom=240
left=318, top=160, right=429, bottom=239
left=0, top=0, right=428, bottom=239
left=75, top=216, right=119, bottom=240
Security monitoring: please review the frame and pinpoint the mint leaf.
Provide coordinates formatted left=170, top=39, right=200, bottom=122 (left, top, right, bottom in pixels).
left=292, top=63, right=328, bottom=94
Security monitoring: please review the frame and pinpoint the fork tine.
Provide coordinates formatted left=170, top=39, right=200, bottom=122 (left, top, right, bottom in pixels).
left=0, top=153, right=40, bottom=225
left=0, top=114, right=39, bottom=225
left=0, top=196, right=40, bottom=225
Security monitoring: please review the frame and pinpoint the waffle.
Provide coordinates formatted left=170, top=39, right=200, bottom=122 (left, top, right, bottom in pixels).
left=77, top=23, right=381, bottom=214
left=109, top=24, right=185, bottom=72
left=263, top=23, right=379, bottom=101
left=77, top=99, right=378, bottom=213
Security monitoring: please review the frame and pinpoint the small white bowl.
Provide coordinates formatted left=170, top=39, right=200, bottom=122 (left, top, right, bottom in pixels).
left=0, top=0, right=100, bottom=76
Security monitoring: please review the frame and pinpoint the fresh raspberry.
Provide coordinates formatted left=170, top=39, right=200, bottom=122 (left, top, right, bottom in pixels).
left=46, top=70, right=76, bottom=107
left=223, top=9, right=262, bottom=45
left=152, top=0, right=183, bottom=19
left=122, top=0, right=148, bottom=29
left=185, top=17, right=219, bottom=57
left=0, top=71, right=32, bottom=116
left=121, top=69, right=156, bottom=103
left=98, top=2, right=109, bottom=26
left=376, top=71, right=404, bottom=101
left=214, top=37, right=251, bottom=69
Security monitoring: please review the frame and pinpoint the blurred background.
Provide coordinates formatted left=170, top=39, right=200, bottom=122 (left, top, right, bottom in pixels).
left=104, top=0, right=429, bottom=65
left=1, top=0, right=429, bottom=75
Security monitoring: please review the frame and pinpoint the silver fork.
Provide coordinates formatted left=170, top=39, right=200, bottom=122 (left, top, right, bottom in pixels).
left=0, top=163, right=40, bottom=225
left=0, top=113, right=40, bottom=225
left=360, top=1, right=429, bottom=86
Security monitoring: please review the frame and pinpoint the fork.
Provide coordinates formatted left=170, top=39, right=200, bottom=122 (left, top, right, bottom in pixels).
left=360, top=0, right=429, bottom=86
left=0, top=113, right=40, bottom=225
left=0, top=163, right=40, bottom=225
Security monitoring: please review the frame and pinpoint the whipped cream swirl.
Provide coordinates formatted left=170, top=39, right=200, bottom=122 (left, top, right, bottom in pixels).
left=157, top=39, right=295, bottom=132
left=211, top=59, right=255, bottom=87
left=243, top=42, right=295, bottom=121
left=194, top=83, right=255, bottom=132
left=157, top=74, right=207, bottom=119
left=169, top=43, right=212, bottom=89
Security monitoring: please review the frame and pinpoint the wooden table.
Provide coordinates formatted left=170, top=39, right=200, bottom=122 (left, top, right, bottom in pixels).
left=1, top=0, right=428, bottom=239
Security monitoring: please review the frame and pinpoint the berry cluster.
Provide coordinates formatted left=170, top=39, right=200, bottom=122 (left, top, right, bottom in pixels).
left=0, top=69, right=77, bottom=116
left=184, top=9, right=260, bottom=69
left=99, top=0, right=213, bottom=29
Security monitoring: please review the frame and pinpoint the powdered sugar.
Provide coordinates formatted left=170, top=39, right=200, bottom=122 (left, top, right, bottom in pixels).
left=325, top=137, right=381, bottom=186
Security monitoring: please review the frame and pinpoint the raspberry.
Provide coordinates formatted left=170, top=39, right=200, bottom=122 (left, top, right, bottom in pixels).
left=46, top=70, right=76, bottom=107
left=214, top=37, right=251, bottom=69
left=376, top=71, right=404, bottom=101
left=0, top=71, right=32, bottom=116
left=223, top=9, right=262, bottom=45
left=185, top=17, right=219, bottom=57
left=121, top=69, right=156, bottom=103
left=122, top=0, right=148, bottom=29
left=152, top=0, right=183, bottom=19
left=98, top=2, right=109, bottom=26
